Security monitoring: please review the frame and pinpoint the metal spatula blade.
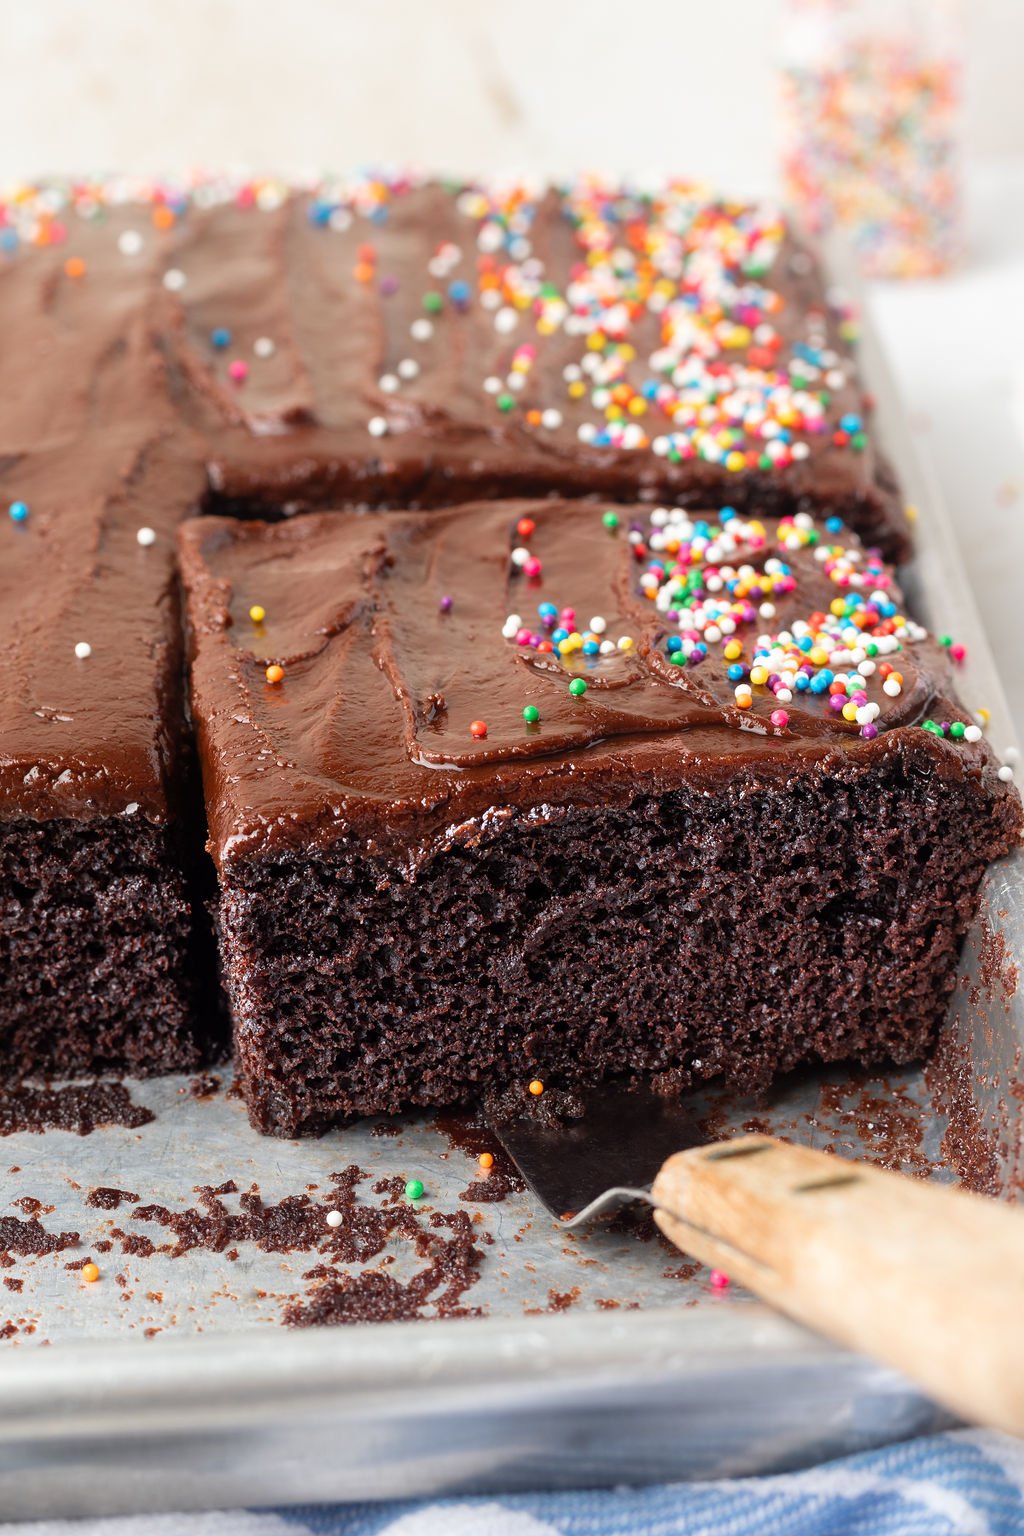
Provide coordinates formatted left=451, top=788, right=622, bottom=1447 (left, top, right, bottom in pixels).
left=484, top=1081, right=704, bottom=1220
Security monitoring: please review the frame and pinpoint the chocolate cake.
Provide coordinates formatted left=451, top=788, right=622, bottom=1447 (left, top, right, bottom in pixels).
left=0, top=172, right=1015, bottom=1107
left=178, top=500, right=1021, bottom=1136
left=0, top=214, right=211, bottom=1076
left=165, top=176, right=909, bottom=559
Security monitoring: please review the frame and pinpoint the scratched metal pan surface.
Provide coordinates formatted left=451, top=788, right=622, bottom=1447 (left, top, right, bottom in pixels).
left=0, top=267, right=1021, bottom=1521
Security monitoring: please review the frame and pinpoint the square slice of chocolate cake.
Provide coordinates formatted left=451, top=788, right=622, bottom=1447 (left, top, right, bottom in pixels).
left=159, top=178, right=909, bottom=559
left=179, top=500, right=1020, bottom=1136
left=0, top=215, right=213, bottom=1076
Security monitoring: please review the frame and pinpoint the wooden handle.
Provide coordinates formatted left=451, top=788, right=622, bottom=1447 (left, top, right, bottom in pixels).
left=651, top=1134, right=1024, bottom=1436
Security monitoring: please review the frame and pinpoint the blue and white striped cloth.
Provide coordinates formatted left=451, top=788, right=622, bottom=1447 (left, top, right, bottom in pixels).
left=6, top=1430, right=1024, bottom=1535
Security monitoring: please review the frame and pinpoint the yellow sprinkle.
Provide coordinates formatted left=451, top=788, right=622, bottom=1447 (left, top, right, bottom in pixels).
left=842, top=702, right=858, bottom=721
left=724, top=640, right=742, bottom=661
left=249, top=604, right=266, bottom=624
left=749, top=666, right=768, bottom=686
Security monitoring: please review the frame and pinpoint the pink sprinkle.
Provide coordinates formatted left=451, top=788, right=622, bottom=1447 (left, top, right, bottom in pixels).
left=523, top=557, right=542, bottom=578
left=710, top=1270, right=730, bottom=1290
left=228, top=360, right=248, bottom=384
left=515, top=627, right=532, bottom=646
left=770, top=709, right=789, bottom=729
left=951, top=644, right=967, bottom=665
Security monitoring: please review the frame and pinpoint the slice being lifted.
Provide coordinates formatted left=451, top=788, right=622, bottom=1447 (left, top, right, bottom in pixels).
left=178, top=499, right=1021, bottom=1136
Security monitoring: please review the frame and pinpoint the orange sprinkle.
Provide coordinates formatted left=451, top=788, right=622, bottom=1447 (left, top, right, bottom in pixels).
left=528, top=1079, right=545, bottom=1097
left=64, top=256, right=87, bottom=279
left=470, top=719, right=488, bottom=739
left=265, top=664, right=285, bottom=685
left=152, top=206, right=176, bottom=231
left=353, top=262, right=375, bottom=284
left=478, top=1151, right=494, bottom=1170
left=81, top=1262, right=100, bottom=1284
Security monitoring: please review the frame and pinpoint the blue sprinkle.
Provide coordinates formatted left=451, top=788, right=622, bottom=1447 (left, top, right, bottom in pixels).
left=794, top=673, right=811, bottom=691
left=825, top=516, right=844, bottom=533
left=0, top=229, right=19, bottom=253
left=210, top=327, right=232, bottom=350
left=448, top=279, right=471, bottom=306
left=8, top=500, right=28, bottom=523
left=582, top=639, right=600, bottom=656
left=840, top=413, right=862, bottom=434
left=666, top=635, right=683, bottom=653
left=307, top=201, right=334, bottom=227
left=551, top=627, right=569, bottom=644
left=720, top=506, right=737, bottom=522
left=538, top=602, right=558, bottom=620
left=727, top=663, right=746, bottom=682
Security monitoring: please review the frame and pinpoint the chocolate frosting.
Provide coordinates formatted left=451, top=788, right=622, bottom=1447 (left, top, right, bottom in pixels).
left=0, top=173, right=934, bottom=829
left=178, top=499, right=995, bottom=870
left=162, top=182, right=905, bottom=550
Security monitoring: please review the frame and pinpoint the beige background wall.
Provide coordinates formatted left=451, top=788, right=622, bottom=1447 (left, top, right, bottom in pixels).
left=0, top=0, right=1021, bottom=188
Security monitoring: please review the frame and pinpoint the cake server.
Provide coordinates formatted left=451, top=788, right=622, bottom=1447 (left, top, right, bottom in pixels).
left=489, top=1116, right=1024, bottom=1437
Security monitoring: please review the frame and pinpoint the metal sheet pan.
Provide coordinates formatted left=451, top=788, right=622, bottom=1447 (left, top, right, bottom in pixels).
left=0, top=258, right=1020, bottom=1521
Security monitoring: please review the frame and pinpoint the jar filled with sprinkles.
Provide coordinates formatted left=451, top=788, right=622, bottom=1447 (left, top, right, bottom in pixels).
left=779, top=0, right=963, bottom=277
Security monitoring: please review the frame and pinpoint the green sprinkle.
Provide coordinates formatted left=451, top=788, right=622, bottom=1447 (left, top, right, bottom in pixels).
left=866, top=642, right=878, bottom=656
left=669, top=652, right=686, bottom=666
left=523, top=704, right=540, bottom=725
left=851, top=432, right=867, bottom=452
left=422, top=292, right=444, bottom=314
left=940, top=634, right=953, bottom=648
left=405, top=1179, right=424, bottom=1201
left=602, top=511, right=620, bottom=531
left=497, top=393, right=516, bottom=412
left=568, top=677, right=587, bottom=697
left=950, top=721, right=966, bottom=739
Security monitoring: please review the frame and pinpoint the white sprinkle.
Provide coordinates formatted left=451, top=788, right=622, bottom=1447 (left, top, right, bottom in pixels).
left=599, top=640, right=616, bottom=655
left=494, top=307, right=518, bottom=335
left=964, top=725, right=983, bottom=743
left=758, top=602, right=776, bottom=620
left=124, top=802, right=139, bottom=816
left=998, top=764, right=1015, bottom=782
left=74, top=641, right=92, bottom=660
left=162, top=267, right=186, bottom=292
left=367, top=416, right=388, bottom=438
left=857, top=659, right=877, bottom=677
left=254, top=336, right=276, bottom=359
left=136, top=527, right=156, bottom=547
left=397, top=358, right=420, bottom=380
left=510, top=547, right=530, bottom=567
left=882, top=678, right=902, bottom=697
left=118, top=230, right=143, bottom=256
left=502, top=614, right=522, bottom=638
left=589, top=616, right=607, bottom=635
left=541, top=409, right=563, bottom=430
left=483, top=376, right=502, bottom=395
left=410, top=319, right=434, bottom=342
left=325, top=1210, right=343, bottom=1229
left=328, top=208, right=352, bottom=233
left=378, top=374, right=399, bottom=394
left=577, top=423, right=597, bottom=444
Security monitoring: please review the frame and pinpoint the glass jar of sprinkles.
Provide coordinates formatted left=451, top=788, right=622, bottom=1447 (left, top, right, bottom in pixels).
left=779, top=0, right=963, bottom=278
